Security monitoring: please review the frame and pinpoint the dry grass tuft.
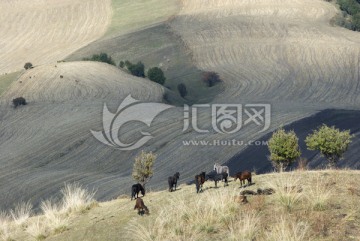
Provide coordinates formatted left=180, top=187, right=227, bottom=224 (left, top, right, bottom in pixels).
left=265, top=216, right=309, bottom=241
left=305, top=173, right=332, bottom=211
left=10, top=201, right=32, bottom=226
left=40, top=199, right=69, bottom=234
left=0, top=211, right=13, bottom=241
left=61, top=183, right=97, bottom=214
left=25, top=217, right=47, bottom=241
left=267, top=173, right=303, bottom=212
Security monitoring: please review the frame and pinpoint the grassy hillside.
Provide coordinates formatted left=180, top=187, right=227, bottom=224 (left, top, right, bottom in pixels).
left=106, top=0, right=180, bottom=37
left=2, top=170, right=360, bottom=241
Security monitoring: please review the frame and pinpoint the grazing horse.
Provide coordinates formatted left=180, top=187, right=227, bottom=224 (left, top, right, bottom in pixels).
left=214, top=163, right=230, bottom=179
left=168, top=172, right=180, bottom=192
left=134, top=197, right=149, bottom=215
left=131, top=183, right=145, bottom=200
left=206, top=171, right=228, bottom=188
left=233, top=171, right=252, bottom=187
left=195, top=172, right=206, bottom=193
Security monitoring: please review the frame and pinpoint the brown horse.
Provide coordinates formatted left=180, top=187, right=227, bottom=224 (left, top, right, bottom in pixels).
left=195, top=172, right=206, bottom=193
left=134, top=197, right=149, bottom=215
left=233, top=171, right=252, bottom=187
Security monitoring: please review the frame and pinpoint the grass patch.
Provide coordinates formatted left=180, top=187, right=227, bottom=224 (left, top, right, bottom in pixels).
left=106, top=0, right=180, bottom=37
left=0, top=72, right=21, bottom=96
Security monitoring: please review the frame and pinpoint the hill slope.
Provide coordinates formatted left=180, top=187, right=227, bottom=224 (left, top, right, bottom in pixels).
left=4, top=170, right=360, bottom=241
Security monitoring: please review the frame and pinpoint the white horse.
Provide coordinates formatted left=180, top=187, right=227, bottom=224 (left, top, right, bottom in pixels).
left=214, top=163, right=230, bottom=177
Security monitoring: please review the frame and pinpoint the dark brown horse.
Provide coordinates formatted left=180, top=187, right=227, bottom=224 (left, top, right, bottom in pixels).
left=131, top=183, right=145, bottom=200
left=168, top=172, right=180, bottom=192
left=233, top=171, right=252, bottom=187
left=134, top=197, right=149, bottom=215
left=195, top=172, right=206, bottom=193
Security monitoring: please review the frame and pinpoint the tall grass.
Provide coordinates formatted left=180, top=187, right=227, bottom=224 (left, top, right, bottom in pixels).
left=305, top=174, right=333, bottom=211
left=265, top=216, right=309, bottom=241
left=10, top=201, right=33, bottom=225
left=61, top=183, right=96, bottom=214
left=25, top=217, right=47, bottom=241
left=127, top=188, right=259, bottom=240
left=0, top=211, right=12, bottom=241
left=40, top=199, right=68, bottom=233
left=267, top=173, right=303, bottom=211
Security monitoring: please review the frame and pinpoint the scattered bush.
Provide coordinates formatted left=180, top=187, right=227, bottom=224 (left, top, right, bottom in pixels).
left=305, top=124, right=353, bottom=168
left=147, top=67, right=166, bottom=85
left=83, top=53, right=115, bottom=66
left=125, top=61, right=145, bottom=77
left=119, top=61, right=125, bottom=68
left=177, top=83, right=188, bottom=97
left=268, top=128, right=301, bottom=172
left=337, top=0, right=360, bottom=31
left=132, top=151, right=156, bottom=187
left=12, top=97, right=27, bottom=108
left=24, top=62, right=33, bottom=70
left=202, top=71, right=222, bottom=87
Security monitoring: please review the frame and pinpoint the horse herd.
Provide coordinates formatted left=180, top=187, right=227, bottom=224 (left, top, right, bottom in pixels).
left=131, top=163, right=252, bottom=215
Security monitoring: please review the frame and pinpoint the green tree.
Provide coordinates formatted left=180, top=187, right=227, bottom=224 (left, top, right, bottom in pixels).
left=127, top=61, right=145, bottom=77
left=119, top=61, right=125, bottom=68
left=24, top=62, right=33, bottom=70
left=268, top=128, right=301, bottom=172
left=202, top=71, right=222, bottom=87
left=147, top=67, right=166, bottom=85
left=83, top=53, right=115, bottom=66
left=305, top=125, right=353, bottom=168
left=132, top=151, right=156, bottom=186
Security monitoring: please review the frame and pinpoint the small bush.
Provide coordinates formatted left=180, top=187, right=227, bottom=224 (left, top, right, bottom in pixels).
left=202, top=71, right=222, bottom=87
left=147, top=67, right=166, bottom=85
left=12, top=97, right=27, bottom=108
left=83, top=53, right=115, bottom=66
left=119, top=61, right=125, bottom=68
left=177, top=83, right=188, bottom=97
left=24, top=62, right=33, bottom=70
left=125, top=61, right=145, bottom=77
left=132, top=151, right=156, bottom=186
